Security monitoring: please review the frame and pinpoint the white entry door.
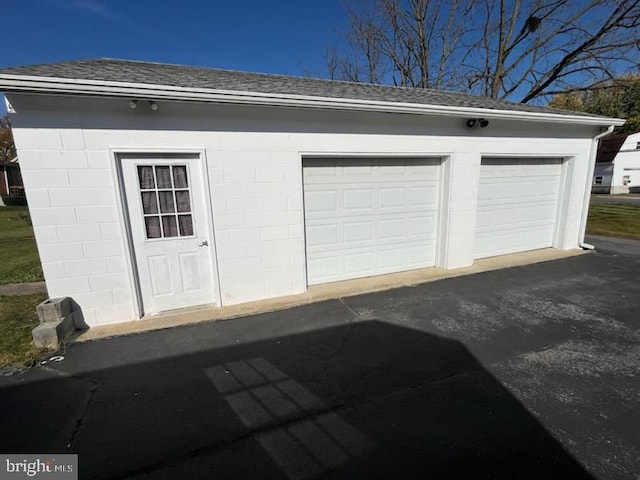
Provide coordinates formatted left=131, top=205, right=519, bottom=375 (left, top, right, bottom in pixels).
left=475, top=157, right=563, bottom=259
left=303, top=158, right=441, bottom=285
left=121, top=155, right=217, bottom=315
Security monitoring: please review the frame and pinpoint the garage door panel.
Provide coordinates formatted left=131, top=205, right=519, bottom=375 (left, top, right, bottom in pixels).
left=307, top=217, right=437, bottom=254
left=343, top=189, right=374, bottom=211
left=344, top=252, right=374, bottom=275
left=379, top=187, right=405, bottom=207
left=410, top=214, right=436, bottom=236
left=304, top=190, right=338, bottom=214
left=475, top=158, right=562, bottom=259
left=407, top=244, right=434, bottom=265
left=378, top=248, right=405, bottom=269
left=307, top=256, right=339, bottom=280
left=377, top=165, right=406, bottom=176
left=304, top=158, right=440, bottom=285
left=305, top=224, right=338, bottom=248
left=378, top=218, right=407, bottom=239
left=343, top=165, right=373, bottom=176
left=309, top=243, right=437, bottom=284
left=343, top=222, right=374, bottom=243
left=304, top=165, right=339, bottom=180
left=408, top=185, right=437, bottom=205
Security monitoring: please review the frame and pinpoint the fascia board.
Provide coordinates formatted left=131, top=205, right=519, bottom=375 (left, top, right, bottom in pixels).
left=0, top=74, right=626, bottom=127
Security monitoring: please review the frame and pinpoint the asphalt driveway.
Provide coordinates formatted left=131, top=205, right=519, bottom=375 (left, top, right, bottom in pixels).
left=1, top=235, right=639, bottom=479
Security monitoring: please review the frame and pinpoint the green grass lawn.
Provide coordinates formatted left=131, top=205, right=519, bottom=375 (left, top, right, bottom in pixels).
left=0, top=293, right=48, bottom=367
left=587, top=202, right=640, bottom=239
left=0, top=206, right=44, bottom=284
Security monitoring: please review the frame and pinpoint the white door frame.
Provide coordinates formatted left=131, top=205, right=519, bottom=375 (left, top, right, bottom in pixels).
left=110, top=148, right=222, bottom=318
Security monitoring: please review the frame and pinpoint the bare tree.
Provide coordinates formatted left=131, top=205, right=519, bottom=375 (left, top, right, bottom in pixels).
left=328, top=0, right=640, bottom=103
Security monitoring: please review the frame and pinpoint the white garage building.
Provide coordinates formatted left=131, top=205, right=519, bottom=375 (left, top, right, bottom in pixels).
left=0, top=59, right=624, bottom=327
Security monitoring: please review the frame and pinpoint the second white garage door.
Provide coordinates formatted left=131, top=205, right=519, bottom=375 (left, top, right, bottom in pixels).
left=475, top=158, right=563, bottom=259
left=303, top=158, right=441, bottom=285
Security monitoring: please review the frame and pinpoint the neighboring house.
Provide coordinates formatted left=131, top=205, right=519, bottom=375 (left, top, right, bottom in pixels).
left=0, top=59, right=624, bottom=328
left=0, top=156, right=23, bottom=197
left=593, top=131, right=640, bottom=194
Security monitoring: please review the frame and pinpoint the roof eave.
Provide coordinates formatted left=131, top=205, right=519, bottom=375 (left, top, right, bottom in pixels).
left=0, top=74, right=626, bottom=127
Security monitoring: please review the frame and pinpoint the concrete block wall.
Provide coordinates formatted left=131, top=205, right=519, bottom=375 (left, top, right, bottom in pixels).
left=437, top=153, right=482, bottom=269
left=9, top=95, right=598, bottom=327
left=208, top=149, right=305, bottom=304
left=15, top=134, right=134, bottom=327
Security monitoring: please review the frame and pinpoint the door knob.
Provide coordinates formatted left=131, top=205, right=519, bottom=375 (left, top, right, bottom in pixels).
left=198, top=240, right=209, bottom=247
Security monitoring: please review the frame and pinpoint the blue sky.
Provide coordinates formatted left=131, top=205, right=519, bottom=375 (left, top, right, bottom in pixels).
left=1, top=0, right=349, bottom=113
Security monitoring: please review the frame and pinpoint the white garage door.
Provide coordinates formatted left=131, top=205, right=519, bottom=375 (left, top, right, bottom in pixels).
left=303, top=158, right=440, bottom=285
left=475, top=158, right=563, bottom=259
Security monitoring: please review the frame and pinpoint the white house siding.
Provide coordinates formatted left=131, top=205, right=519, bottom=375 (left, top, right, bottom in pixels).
left=593, top=163, right=613, bottom=194
left=594, top=132, right=640, bottom=195
left=7, top=94, right=597, bottom=327
left=611, top=150, right=640, bottom=194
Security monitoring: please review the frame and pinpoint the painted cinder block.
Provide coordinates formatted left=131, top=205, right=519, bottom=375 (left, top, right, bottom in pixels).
left=112, top=287, right=133, bottom=305
left=82, top=239, right=125, bottom=258
left=92, top=304, right=136, bottom=325
left=29, top=207, right=76, bottom=227
left=13, top=128, right=62, bottom=150
left=86, top=151, right=109, bottom=169
left=49, top=188, right=95, bottom=207
left=33, top=226, right=58, bottom=245
left=75, top=205, right=118, bottom=224
left=25, top=189, right=51, bottom=208
left=106, top=256, right=128, bottom=273
left=256, top=166, right=286, bottom=183
left=99, top=222, right=122, bottom=240
left=60, top=150, right=88, bottom=169
left=259, top=225, right=290, bottom=241
left=60, top=129, right=86, bottom=150
left=225, top=198, right=260, bottom=214
left=41, top=262, right=65, bottom=280
left=63, top=258, right=108, bottom=277
left=7, top=95, right=596, bottom=328
left=68, top=169, right=113, bottom=188
left=46, top=277, right=91, bottom=296
left=94, top=187, right=116, bottom=205
left=38, top=243, right=84, bottom=262
left=21, top=170, right=69, bottom=189
left=88, top=273, right=128, bottom=291
left=223, top=167, right=256, bottom=183
left=71, top=289, right=115, bottom=309
left=56, top=224, right=102, bottom=243
left=258, top=195, right=288, bottom=212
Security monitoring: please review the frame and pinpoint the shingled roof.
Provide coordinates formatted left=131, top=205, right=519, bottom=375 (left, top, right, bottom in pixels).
left=0, top=58, right=621, bottom=123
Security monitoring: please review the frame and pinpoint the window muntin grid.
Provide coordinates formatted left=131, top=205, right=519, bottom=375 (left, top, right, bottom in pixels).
left=137, top=165, right=195, bottom=239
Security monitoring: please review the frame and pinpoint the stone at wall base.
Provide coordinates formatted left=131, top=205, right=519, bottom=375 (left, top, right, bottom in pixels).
left=32, top=316, right=75, bottom=349
left=37, top=297, right=73, bottom=324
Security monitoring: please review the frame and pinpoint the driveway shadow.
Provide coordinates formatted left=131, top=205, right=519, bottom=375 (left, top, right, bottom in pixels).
left=0, top=319, right=592, bottom=480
